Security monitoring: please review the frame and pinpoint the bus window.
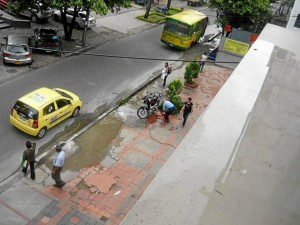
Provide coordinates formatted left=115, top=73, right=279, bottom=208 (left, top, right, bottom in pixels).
left=194, top=22, right=200, bottom=33
left=165, top=20, right=191, bottom=37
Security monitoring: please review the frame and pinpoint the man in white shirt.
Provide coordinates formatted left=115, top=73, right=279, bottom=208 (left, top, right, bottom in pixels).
left=51, top=145, right=66, bottom=188
left=200, top=52, right=208, bottom=72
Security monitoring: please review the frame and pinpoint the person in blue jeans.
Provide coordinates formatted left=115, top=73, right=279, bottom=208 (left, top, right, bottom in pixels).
left=162, top=99, right=175, bottom=122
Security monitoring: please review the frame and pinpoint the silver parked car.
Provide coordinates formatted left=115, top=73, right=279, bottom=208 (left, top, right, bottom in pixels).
left=2, top=35, right=33, bottom=65
left=53, top=8, right=96, bottom=29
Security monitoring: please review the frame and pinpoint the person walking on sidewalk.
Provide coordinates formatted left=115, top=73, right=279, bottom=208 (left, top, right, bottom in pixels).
left=21, top=141, right=36, bottom=180
left=162, top=62, right=171, bottom=87
left=162, top=99, right=175, bottom=123
left=180, top=97, right=193, bottom=127
left=52, top=145, right=66, bottom=188
left=200, top=52, right=207, bottom=73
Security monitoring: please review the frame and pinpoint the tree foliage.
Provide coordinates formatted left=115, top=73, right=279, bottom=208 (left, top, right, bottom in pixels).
left=11, top=0, right=131, bottom=41
left=209, top=0, right=273, bottom=33
left=50, top=0, right=130, bottom=40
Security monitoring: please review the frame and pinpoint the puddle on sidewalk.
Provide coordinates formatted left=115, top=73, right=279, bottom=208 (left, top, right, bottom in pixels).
left=44, top=104, right=142, bottom=181
left=67, top=114, right=124, bottom=170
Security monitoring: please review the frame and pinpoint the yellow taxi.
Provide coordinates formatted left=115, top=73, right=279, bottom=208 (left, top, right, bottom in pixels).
left=9, top=87, right=82, bottom=138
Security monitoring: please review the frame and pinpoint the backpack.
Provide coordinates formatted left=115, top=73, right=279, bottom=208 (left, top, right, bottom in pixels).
left=167, top=66, right=171, bottom=74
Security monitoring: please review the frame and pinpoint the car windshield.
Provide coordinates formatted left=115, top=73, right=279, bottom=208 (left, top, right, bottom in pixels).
left=164, top=19, right=191, bottom=37
left=14, top=101, right=38, bottom=119
left=54, top=89, right=74, bottom=100
left=7, top=45, right=28, bottom=53
left=38, top=30, right=59, bottom=41
left=79, top=12, right=93, bottom=18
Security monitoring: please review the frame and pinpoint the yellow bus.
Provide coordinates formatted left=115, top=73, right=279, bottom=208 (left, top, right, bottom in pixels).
left=161, top=10, right=208, bottom=50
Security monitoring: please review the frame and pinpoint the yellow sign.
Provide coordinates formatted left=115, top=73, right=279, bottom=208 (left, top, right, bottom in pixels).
left=224, top=38, right=250, bottom=56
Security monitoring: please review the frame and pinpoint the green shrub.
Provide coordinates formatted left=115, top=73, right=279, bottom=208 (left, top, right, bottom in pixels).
left=190, top=60, right=200, bottom=78
left=167, top=79, right=183, bottom=95
left=184, top=64, right=194, bottom=84
left=137, top=12, right=166, bottom=23
left=166, top=79, right=183, bottom=114
left=169, top=95, right=183, bottom=114
left=136, top=7, right=183, bottom=23
left=168, top=7, right=182, bottom=15
left=7, top=0, right=24, bottom=13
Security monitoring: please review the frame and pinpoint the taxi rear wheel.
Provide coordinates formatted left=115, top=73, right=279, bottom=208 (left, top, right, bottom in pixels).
left=71, top=107, right=80, bottom=117
left=37, top=127, right=47, bottom=139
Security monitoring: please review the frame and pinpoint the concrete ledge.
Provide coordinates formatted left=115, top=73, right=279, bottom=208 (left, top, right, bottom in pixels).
left=0, top=9, right=31, bottom=28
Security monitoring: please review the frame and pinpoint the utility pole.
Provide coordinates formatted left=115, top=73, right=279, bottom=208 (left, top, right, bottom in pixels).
left=82, top=3, right=90, bottom=46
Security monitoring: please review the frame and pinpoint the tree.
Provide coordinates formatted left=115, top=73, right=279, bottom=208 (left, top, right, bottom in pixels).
left=209, top=0, right=273, bottom=33
left=49, top=0, right=131, bottom=40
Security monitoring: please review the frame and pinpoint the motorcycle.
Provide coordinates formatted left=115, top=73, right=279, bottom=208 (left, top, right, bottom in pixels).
left=137, top=92, right=162, bottom=119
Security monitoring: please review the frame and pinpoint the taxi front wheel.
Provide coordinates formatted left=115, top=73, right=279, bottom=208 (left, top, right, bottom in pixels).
left=71, top=107, right=80, bottom=118
left=37, top=127, right=47, bottom=139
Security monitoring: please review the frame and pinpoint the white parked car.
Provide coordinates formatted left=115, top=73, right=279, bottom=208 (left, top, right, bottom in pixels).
left=53, top=8, right=96, bottom=29
left=8, top=1, right=52, bottom=22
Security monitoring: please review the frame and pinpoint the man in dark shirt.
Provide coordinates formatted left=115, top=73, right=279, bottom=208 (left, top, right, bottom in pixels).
left=180, top=97, right=193, bottom=127
left=22, top=141, right=36, bottom=180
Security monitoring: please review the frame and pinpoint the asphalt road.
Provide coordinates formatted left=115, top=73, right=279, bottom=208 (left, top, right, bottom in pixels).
left=0, top=25, right=182, bottom=182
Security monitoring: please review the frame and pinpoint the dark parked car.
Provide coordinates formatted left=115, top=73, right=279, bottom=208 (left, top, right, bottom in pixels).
left=134, top=0, right=149, bottom=6
left=187, top=0, right=205, bottom=6
left=34, top=28, right=62, bottom=55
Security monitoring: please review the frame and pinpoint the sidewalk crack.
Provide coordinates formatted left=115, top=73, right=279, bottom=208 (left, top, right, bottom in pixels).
left=148, top=128, right=176, bottom=149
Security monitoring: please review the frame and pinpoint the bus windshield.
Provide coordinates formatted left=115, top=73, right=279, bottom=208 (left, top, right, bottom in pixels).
left=164, top=19, right=191, bottom=37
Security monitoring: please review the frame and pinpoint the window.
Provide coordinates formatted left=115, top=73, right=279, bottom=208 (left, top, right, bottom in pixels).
left=55, top=89, right=74, bottom=100
left=56, top=99, right=70, bottom=109
left=164, top=19, right=191, bottom=37
left=195, top=22, right=200, bottom=32
left=43, top=103, right=55, bottom=115
left=14, top=101, right=38, bottom=119
left=294, top=14, right=300, bottom=28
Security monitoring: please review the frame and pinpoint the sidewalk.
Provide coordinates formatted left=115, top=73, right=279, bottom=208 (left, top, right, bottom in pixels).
left=0, top=62, right=232, bottom=225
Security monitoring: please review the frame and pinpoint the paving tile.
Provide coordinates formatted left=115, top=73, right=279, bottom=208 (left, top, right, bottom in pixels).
left=40, top=216, right=50, bottom=223
left=121, top=150, right=150, bottom=170
left=70, top=216, right=80, bottom=224
left=84, top=172, right=116, bottom=194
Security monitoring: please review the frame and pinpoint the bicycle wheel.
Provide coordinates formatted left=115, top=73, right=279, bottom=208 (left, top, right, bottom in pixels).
left=137, top=106, right=149, bottom=119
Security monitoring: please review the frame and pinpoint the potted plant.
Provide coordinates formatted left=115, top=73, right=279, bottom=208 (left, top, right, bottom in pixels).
left=190, top=60, right=200, bottom=78
left=184, top=63, right=198, bottom=88
left=165, top=79, right=183, bottom=114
